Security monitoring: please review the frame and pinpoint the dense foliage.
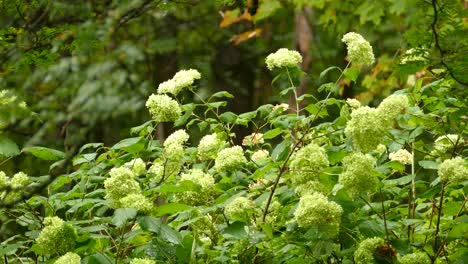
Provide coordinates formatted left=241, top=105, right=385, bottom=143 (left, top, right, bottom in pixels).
left=0, top=0, right=467, bottom=263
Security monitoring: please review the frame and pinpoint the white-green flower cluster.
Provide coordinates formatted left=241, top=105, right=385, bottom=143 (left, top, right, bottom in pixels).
left=176, top=169, right=215, bottom=205
left=434, top=134, right=464, bottom=153
left=0, top=171, right=30, bottom=202
left=130, top=258, right=156, bottom=264
left=10, top=172, right=30, bottom=187
left=242, top=132, right=264, bottom=146
left=265, top=48, right=302, bottom=70
left=124, top=158, right=146, bottom=176
left=104, top=167, right=140, bottom=201
left=148, top=162, right=164, bottom=182
left=157, top=69, right=201, bottom=96
left=0, top=171, right=7, bottom=190
left=346, top=98, right=361, bottom=109
left=344, top=106, right=386, bottom=153
left=354, top=237, right=385, bottom=264
left=438, top=157, right=468, bottom=185
left=224, top=197, right=254, bottom=222
left=119, top=193, right=152, bottom=212
left=398, top=252, right=431, bottom=264
left=377, top=94, right=409, bottom=125
left=197, top=133, right=223, bottom=160
left=164, top=129, right=189, bottom=158
left=339, top=152, right=378, bottom=197
left=36, top=217, right=77, bottom=256
left=341, top=32, right=375, bottom=66
left=273, top=103, right=289, bottom=113
left=295, top=181, right=326, bottom=196
left=400, top=48, right=429, bottom=64
left=55, top=252, right=81, bottom=264
left=289, top=143, right=329, bottom=184
left=145, top=94, right=182, bottom=122
left=293, top=192, right=343, bottom=237
left=251, top=149, right=269, bottom=162
left=214, top=146, right=247, bottom=172
left=375, top=144, right=387, bottom=155
left=389, top=149, right=412, bottom=165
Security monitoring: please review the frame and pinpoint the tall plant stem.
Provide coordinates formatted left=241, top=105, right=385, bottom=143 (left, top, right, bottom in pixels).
left=380, top=188, right=390, bottom=242
left=433, top=182, right=446, bottom=252
left=409, top=143, right=416, bottom=242
left=262, top=62, right=351, bottom=222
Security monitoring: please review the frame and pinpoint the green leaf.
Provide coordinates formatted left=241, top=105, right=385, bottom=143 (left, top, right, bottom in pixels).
left=175, top=103, right=196, bottom=127
left=22, top=146, right=65, bottom=161
left=79, top=143, right=103, bottom=154
left=253, top=0, right=281, bottom=23
left=263, top=127, right=283, bottom=139
left=419, top=160, right=439, bottom=170
left=272, top=139, right=291, bottom=161
left=319, top=66, right=341, bottom=80
left=211, top=91, right=234, bottom=99
left=343, top=67, right=360, bottom=82
left=87, top=252, right=114, bottom=264
left=130, top=120, right=154, bottom=135
left=219, top=111, right=238, bottom=123
left=155, top=203, right=191, bottom=217
left=383, top=175, right=414, bottom=186
left=317, top=82, right=338, bottom=94
left=279, top=86, right=296, bottom=97
left=0, top=136, right=20, bottom=157
left=223, top=221, right=247, bottom=239
left=112, top=208, right=137, bottom=227
left=138, top=216, right=181, bottom=244
left=442, top=201, right=462, bottom=217
left=111, top=137, right=145, bottom=153
left=207, top=101, right=227, bottom=108
left=448, top=222, right=468, bottom=239
left=154, top=181, right=200, bottom=193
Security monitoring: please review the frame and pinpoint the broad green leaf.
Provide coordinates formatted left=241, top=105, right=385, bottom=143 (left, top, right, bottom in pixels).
left=448, top=222, right=468, bottom=239
left=130, top=120, right=154, bottom=135
left=207, top=101, right=227, bottom=108
left=112, top=208, right=137, bottom=227
left=219, top=111, right=238, bottom=123
left=155, top=203, right=191, bottom=217
left=87, top=252, right=114, bottom=264
left=383, top=175, right=414, bottom=186
left=79, top=142, right=103, bottom=154
left=343, top=67, right=360, bottom=82
left=272, top=139, right=291, bottom=161
left=22, top=146, right=65, bottom=161
left=442, top=201, right=462, bottom=217
left=211, top=91, right=234, bottom=99
left=279, top=86, right=295, bottom=97
left=263, top=127, right=283, bottom=139
left=317, top=82, right=338, bottom=94
left=223, top=221, right=247, bottom=239
left=111, top=137, right=145, bottom=153
left=253, top=0, right=281, bottom=23
left=419, top=160, right=439, bottom=170
left=319, top=66, right=341, bottom=80
left=0, top=136, right=20, bottom=157
left=153, top=181, right=200, bottom=193
left=138, top=216, right=181, bottom=244
left=175, top=103, right=196, bottom=127
left=73, top=153, right=97, bottom=166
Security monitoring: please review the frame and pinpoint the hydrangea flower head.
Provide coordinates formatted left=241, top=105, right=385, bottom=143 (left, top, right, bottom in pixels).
left=197, top=133, right=223, bottom=160
left=0, top=171, right=8, bottom=189
left=344, top=106, right=386, bottom=153
left=346, top=98, right=361, bottom=110
left=265, top=48, right=302, bottom=70
left=214, top=146, right=247, bottom=172
left=145, top=94, right=182, bottom=122
left=354, top=237, right=386, bottom=264
left=164, top=129, right=189, bottom=149
left=400, top=48, right=429, bottom=64
left=157, top=69, right=201, bottom=96
left=104, top=167, right=140, bottom=201
left=289, top=143, right=329, bottom=184
left=176, top=169, right=215, bottom=205
left=294, top=181, right=326, bottom=196
left=251, top=149, right=269, bottom=162
left=55, top=252, right=81, bottom=264
left=389, top=149, right=412, bottom=165
left=398, top=252, right=431, bottom=264
left=10, top=172, right=30, bottom=188
left=119, top=193, right=152, bottom=212
left=339, top=152, right=378, bottom=197
left=124, top=158, right=146, bottom=176
left=224, top=197, right=254, bottom=222
left=377, top=94, right=409, bottom=125
left=438, top=157, right=468, bottom=185
left=293, top=192, right=343, bottom=237
left=341, top=32, right=375, bottom=66
left=36, top=217, right=77, bottom=256
left=130, top=258, right=156, bottom=264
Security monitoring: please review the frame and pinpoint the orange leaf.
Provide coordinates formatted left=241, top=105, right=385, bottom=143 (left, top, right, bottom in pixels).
left=229, top=28, right=262, bottom=45
left=220, top=9, right=253, bottom=28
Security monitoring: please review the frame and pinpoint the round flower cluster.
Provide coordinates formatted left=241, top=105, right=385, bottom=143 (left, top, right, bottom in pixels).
left=145, top=94, right=182, bottom=122
left=242, top=132, right=264, bottom=146
left=197, top=133, right=223, bottom=160
left=104, top=167, right=140, bottom=201
left=294, top=181, right=326, bottom=196
left=398, top=252, right=431, bottom=264
left=339, top=152, right=378, bottom=197
left=164, top=129, right=189, bottom=158
left=10, top=172, right=30, bottom=187
left=119, top=193, right=152, bottom=212
left=389, top=149, right=412, bottom=165
left=265, top=48, right=302, bottom=70
left=36, top=217, right=77, bottom=256
left=375, top=144, right=387, bottom=155
left=148, top=162, right=164, bottom=183
left=293, top=192, right=343, bottom=237
left=289, top=143, right=329, bottom=185
left=273, top=103, right=289, bottom=113
left=124, top=158, right=146, bottom=176
left=55, top=252, right=81, bottom=264
left=251, top=149, right=269, bottom=162
left=354, top=237, right=385, bottom=264
left=214, top=146, right=247, bottom=172
left=224, top=197, right=254, bottom=222
left=0, top=171, right=30, bottom=202
left=346, top=98, right=361, bottom=110
left=189, top=214, right=215, bottom=237
left=0, top=171, right=7, bottom=191
left=438, top=157, right=468, bottom=185
left=157, top=69, right=201, bottom=96
left=130, top=258, right=156, bottom=264
left=434, top=134, right=464, bottom=153
left=176, top=169, right=215, bottom=205
left=341, top=32, right=375, bottom=66
left=344, top=106, right=386, bottom=153
left=376, top=94, right=409, bottom=125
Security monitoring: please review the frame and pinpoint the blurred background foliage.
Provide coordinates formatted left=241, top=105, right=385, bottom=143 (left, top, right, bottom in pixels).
left=0, top=0, right=466, bottom=175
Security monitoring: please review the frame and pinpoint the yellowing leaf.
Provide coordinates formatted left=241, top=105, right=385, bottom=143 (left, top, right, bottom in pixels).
left=229, top=29, right=262, bottom=45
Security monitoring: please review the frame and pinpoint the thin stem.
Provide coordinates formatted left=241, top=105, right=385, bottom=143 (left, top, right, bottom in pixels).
left=380, top=188, right=390, bottom=242
left=433, top=182, right=445, bottom=252
left=285, top=67, right=300, bottom=116
left=409, top=143, right=416, bottom=242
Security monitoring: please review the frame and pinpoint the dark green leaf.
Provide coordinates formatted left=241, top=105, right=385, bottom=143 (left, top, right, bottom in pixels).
left=219, top=111, right=238, bottom=123
left=343, top=67, right=360, bottom=82
left=419, top=160, right=439, bottom=170
left=155, top=203, right=191, bottom=217
left=112, top=208, right=137, bottom=227
left=22, top=146, right=65, bottom=161
left=223, top=221, right=247, bottom=239
left=0, top=136, right=20, bottom=157
left=211, top=91, right=234, bottom=99
left=111, top=137, right=145, bottom=153
left=262, top=127, right=283, bottom=139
